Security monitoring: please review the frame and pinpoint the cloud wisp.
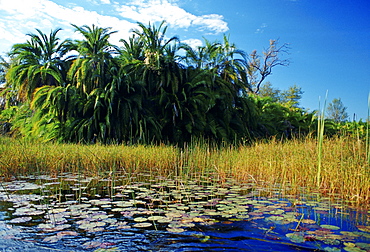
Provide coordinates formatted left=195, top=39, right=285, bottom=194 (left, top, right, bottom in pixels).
left=0, top=0, right=228, bottom=53
left=115, top=0, right=228, bottom=34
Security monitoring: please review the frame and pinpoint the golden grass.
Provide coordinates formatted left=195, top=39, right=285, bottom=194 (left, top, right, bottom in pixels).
left=0, top=136, right=369, bottom=207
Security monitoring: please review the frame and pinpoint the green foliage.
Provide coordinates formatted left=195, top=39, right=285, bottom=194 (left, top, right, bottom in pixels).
left=5, top=22, right=358, bottom=145
left=6, top=28, right=70, bottom=101
left=250, top=94, right=316, bottom=139
left=259, top=82, right=303, bottom=107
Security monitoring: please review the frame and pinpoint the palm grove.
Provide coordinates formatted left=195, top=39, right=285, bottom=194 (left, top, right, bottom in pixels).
left=0, top=22, right=322, bottom=144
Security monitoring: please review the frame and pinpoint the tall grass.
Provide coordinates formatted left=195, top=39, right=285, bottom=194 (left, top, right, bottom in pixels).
left=317, top=91, right=328, bottom=188
left=367, top=92, right=370, bottom=165
left=0, top=136, right=369, bottom=207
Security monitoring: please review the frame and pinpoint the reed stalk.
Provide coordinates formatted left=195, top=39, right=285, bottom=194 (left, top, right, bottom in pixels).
left=366, top=92, right=370, bottom=165
left=317, top=91, right=328, bottom=188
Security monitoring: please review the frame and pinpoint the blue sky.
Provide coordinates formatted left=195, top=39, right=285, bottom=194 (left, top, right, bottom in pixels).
left=0, top=0, right=369, bottom=120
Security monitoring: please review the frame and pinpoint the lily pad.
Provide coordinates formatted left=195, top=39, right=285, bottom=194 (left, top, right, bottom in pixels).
left=320, top=225, right=341, bottom=230
left=9, top=217, right=32, bottom=223
left=286, top=233, right=305, bottom=243
left=133, top=222, right=152, bottom=228
left=133, top=217, right=148, bottom=222
left=167, top=227, right=185, bottom=233
left=356, top=225, right=370, bottom=233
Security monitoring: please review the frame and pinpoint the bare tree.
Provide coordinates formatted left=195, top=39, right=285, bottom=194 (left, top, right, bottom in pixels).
left=247, top=39, right=290, bottom=94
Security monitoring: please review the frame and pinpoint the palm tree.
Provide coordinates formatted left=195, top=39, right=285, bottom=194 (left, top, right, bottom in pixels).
left=122, top=21, right=185, bottom=142
left=68, top=24, right=119, bottom=94
left=6, top=28, right=70, bottom=101
left=179, top=36, right=256, bottom=142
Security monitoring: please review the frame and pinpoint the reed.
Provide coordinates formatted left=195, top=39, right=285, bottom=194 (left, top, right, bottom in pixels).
left=0, top=135, right=369, bottom=207
left=367, top=92, right=370, bottom=165
left=317, top=91, right=328, bottom=188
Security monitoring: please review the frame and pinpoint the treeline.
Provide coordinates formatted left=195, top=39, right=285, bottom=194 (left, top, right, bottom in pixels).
left=0, top=22, right=363, bottom=144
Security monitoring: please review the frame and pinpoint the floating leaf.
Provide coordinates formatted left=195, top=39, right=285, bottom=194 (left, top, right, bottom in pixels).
left=157, top=217, right=172, bottom=223
left=9, top=217, right=32, bottom=223
left=148, top=216, right=163, bottom=221
left=42, top=235, right=60, bottom=243
left=133, top=222, right=152, bottom=228
left=270, top=209, right=284, bottom=215
left=320, top=225, right=341, bottom=230
left=286, top=233, right=305, bottom=243
left=355, top=243, right=370, bottom=250
left=57, top=231, right=78, bottom=237
left=49, top=208, right=67, bottom=214
left=323, top=247, right=341, bottom=252
left=301, top=219, right=316, bottom=224
left=167, top=227, right=185, bottom=233
left=92, top=214, right=109, bottom=220
left=356, top=225, right=370, bottom=233
left=83, top=241, right=101, bottom=249
left=133, top=217, right=147, bottom=222
left=343, top=247, right=366, bottom=252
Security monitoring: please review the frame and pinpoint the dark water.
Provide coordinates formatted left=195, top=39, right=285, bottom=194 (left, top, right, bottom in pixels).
left=0, top=174, right=368, bottom=252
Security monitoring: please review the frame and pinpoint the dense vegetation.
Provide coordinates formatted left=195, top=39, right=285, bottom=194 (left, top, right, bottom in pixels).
left=0, top=22, right=367, bottom=144
left=0, top=22, right=369, bottom=207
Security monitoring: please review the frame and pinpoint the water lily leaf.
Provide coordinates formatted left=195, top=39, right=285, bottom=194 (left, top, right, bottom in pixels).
left=356, top=225, right=370, bottom=233
left=93, top=248, right=119, bottom=252
left=42, top=235, right=60, bottom=243
left=133, top=222, right=152, bottom=228
left=133, top=217, right=147, bottom=222
left=323, top=247, right=341, bottom=252
left=167, top=227, right=185, bottom=233
left=266, top=216, right=284, bottom=222
left=146, top=215, right=162, bottom=221
left=192, top=217, right=205, bottom=222
left=165, top=212, right=183, bottom=218
left=344, top=247, right=366, bottom=252
left=286, top=233, right=305, bottom=243
left=9, top=216, right=32, bottom=223
left=355, top=243, right=370, bottom=250
left=92, top=214, right=109, bottom=220
left=157, top=217, right=172, bottom=223
left=79, top=221, right=106, bottom=230
left=83, top=241, right=102, bottom=249
left=301, top=219, right=316, bottom=224
left=42, top=224, right=71, bottom=232
left=103, top=218, right=117, bottom=224
left=49, top=208, right=67, bottom=214
left=56, top=231, right=78, bottom=237
left=13, top=207, right=45, bottom=216
left=270, top=209, right=284, bottom=215
left=341, top=231, right=361, bottom=237
left=320, top=225, right=341, bottom=230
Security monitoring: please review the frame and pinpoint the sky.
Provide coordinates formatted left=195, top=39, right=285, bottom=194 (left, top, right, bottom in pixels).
left=0, top=0, right=369, bottom=120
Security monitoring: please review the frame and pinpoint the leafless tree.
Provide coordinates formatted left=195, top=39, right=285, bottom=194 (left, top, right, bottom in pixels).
left=247, top=39, right=290, bottom=94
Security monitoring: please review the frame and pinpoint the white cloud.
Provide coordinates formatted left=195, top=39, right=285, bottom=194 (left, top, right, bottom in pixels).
left=87, top=0, right=112, bottom=5
left=0, top=0, right=136, bottom=50
left=115, top=0, right=228, bottom=34
left=181, top=38, right=203, bottom=49
left=0, top=0, right=228, bottom=54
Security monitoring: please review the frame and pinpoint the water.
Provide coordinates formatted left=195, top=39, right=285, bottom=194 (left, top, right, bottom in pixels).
left=0, top=174, right=368, bottom=252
